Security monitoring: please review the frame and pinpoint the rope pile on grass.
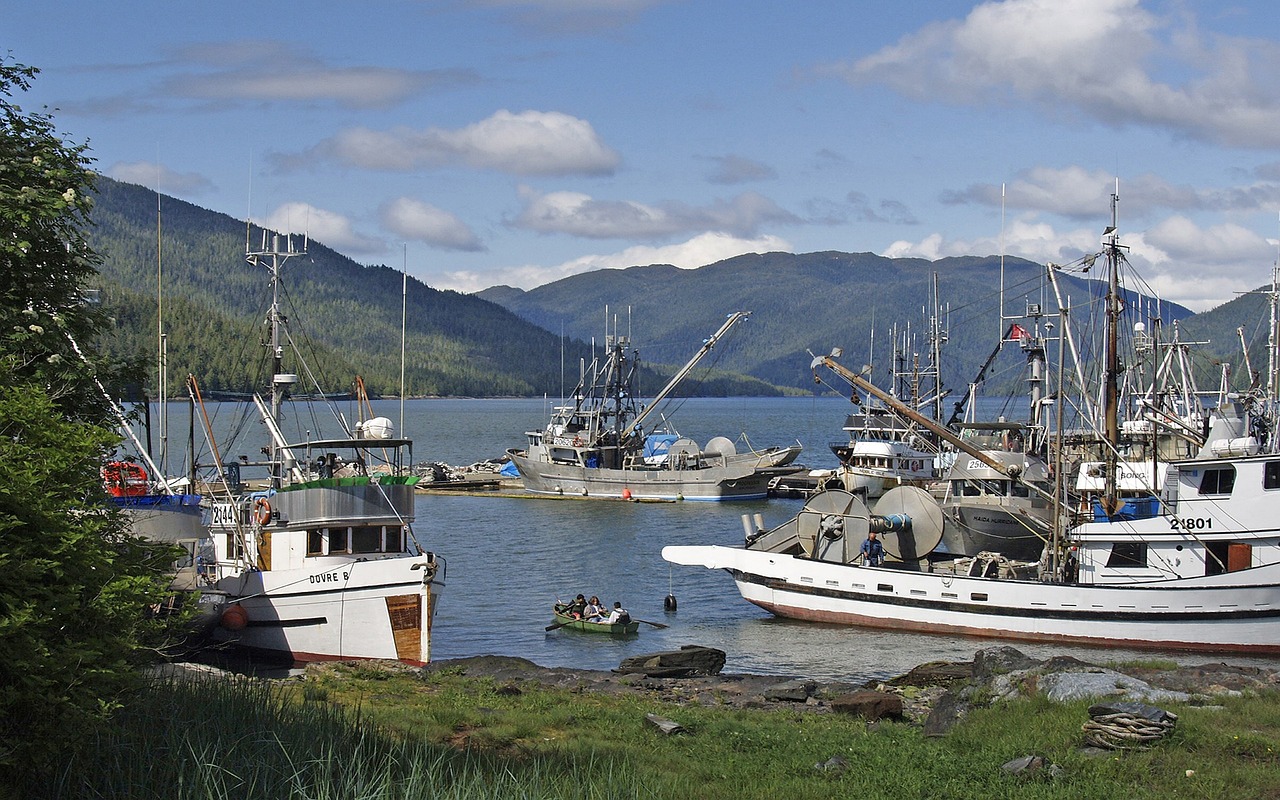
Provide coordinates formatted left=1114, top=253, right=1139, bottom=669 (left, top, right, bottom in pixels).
left=1082, top=701, right=1178, bottom=750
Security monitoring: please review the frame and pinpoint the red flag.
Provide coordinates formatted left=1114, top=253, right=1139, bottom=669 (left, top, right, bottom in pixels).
left=1008, top=323, right=1029, bottom=340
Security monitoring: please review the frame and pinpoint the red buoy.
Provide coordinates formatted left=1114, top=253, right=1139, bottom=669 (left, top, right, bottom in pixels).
left=621, top=488, right=632, bottom=500
left=220, top=604, right=248, bottom=631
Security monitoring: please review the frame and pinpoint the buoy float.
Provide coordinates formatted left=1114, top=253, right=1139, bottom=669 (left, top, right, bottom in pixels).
left=220, top=604, right=248, bottom=631
left=253, top=497, right=272, bottom=526
left=621, top=488, right=632, bottom=500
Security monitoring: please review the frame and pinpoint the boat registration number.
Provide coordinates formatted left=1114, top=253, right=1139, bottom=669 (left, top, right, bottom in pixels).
left=1169, top=516, right=1212, bottom=531
left=209, top=503, right=238, bottom=528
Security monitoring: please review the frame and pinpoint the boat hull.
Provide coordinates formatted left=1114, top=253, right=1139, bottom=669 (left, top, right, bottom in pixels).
left=662, top=545, right=1280, bottom=655
left=940, top=504, right=1049, bottom=560
left=551, top=610, right=639, bottom=635
left=209, top=556, right=442, bottom=664
left=508, top=449, right=797, bottom=501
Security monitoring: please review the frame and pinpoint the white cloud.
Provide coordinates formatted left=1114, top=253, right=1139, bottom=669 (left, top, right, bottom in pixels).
left=434, top=231, right=791, bottom=293
left=513, top=187, right=799, bottom=238
left=942, top=167, right=1280, bottom=219
left=381, top=197, right=484, bottom=252
left=163, top=42, right=477, bottom=109
left=105, top=160, right=214, bottom=195
left=883, top=213, right=1276, bottom=312
left=300, top=110, right=620, bottom=176
left=259, top=202, right=383, bottom=256
left=824, top=0, right=1280, bottom=148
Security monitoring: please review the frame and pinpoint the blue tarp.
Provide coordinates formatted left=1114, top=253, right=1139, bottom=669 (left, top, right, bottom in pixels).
left=642, top=434, right=679, bottom=459
left=110, top=494, right=202, bottom=508
left=500, top=460, right=520, bottom=477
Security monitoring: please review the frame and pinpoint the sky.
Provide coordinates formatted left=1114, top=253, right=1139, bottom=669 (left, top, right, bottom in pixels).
left=9, top=0, right=1280, bottom=312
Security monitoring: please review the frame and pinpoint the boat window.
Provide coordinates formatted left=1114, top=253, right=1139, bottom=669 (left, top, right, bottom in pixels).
left=1105, top=542, right=1148, bottom=568
left=173, top=541, right=196, bottom=569
left=227, top=532, right=245, bottom=560
left=307, top=529, right=323, bottom=556
left=1265, top=461, right=1280, bottom=490
left=385, top=526, right=405, bottom=553
left=330, top=527, right=350, bottom=554
left=1011, top=482, right=1030, bottom=498
left=352, top=526, right=382, bottom=554
left=1198, top=467, right=1236, bottom=495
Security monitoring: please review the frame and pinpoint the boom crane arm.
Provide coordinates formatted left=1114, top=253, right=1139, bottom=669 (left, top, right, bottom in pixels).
left=812, top=352, right=1057, bottom=506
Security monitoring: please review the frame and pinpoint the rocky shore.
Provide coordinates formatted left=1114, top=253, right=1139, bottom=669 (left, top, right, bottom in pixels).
left=416, top=645, right=1280, bottom=734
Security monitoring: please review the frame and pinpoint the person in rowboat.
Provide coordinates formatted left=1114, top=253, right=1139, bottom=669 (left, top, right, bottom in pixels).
left=562, top=594, right=587, bottom=619
left=585, top=596, right=605, bottom=622
left=604, top=602, right=630, bottom=625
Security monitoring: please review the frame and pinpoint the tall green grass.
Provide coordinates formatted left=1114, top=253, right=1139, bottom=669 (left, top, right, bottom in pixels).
left=12, top=664, right=1280, bottom=800
left=19, top=674, right=646, bottom=800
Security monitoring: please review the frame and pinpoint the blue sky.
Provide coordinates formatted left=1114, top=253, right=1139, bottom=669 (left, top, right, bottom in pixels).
left=9, top=0, right=1280, bottom=310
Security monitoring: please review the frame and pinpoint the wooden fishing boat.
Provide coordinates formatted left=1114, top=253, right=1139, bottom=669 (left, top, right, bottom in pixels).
left=549, top=606, right=639, bottom=635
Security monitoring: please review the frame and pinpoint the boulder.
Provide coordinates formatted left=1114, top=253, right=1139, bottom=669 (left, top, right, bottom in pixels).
left=831, top=690, right=904, bottom=721
left=615, top=645, right=726, bottom=677
left=972, top=646, right=1039, bottom=681
left=763, top=679, right=816, bottom=702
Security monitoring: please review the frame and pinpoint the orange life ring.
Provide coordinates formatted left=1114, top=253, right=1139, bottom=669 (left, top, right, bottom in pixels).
left=253, top=498, right=272, bottom=526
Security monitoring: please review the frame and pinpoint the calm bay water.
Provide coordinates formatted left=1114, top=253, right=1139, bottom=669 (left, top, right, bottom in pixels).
left=164, top=395, right=1280, bottom=682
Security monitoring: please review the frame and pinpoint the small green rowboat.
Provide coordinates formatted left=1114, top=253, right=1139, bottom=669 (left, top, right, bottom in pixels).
left=549, top=606, right=640, bottom=635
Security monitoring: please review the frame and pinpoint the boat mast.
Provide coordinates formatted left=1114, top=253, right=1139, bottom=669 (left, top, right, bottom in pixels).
left=1102, top=184, right=1124, bottom=514
left=247, top=230, right=306, bottom=488
left=1269, top=236, right=1280, bottom=451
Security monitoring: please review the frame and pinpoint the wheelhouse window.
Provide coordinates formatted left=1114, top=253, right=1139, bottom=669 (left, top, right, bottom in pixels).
left=1265, top=461, right=1280, bottom=490
left=330, top=527, right=350, bottom=553
left=305, top=526, right=403, bottom=556
left=351, top=526, right=382, bottom=554
left=386, top=526, right=405, bottom=553
left=1105, top=542, right=1148, bottom=568
left=1199, top=467, right=1236, bottom=495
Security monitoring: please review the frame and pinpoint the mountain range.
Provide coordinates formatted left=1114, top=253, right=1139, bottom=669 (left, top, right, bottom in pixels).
left=86, top=176, right=1274, bottom=404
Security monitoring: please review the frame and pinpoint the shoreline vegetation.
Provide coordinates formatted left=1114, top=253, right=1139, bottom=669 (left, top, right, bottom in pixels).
left=19, top=647, right=1280, bottom=799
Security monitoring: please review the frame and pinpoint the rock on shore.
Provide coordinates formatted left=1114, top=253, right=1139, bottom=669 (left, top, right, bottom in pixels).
left=413, top=646, right=1280, bottom=729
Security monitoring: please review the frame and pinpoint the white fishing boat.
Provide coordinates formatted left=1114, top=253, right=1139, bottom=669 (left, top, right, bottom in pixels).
left=664, top=191, right=1280, bottom=655
left=195, top=233, right=443, bottom=664
left=506, top=311, right=802, bottom=501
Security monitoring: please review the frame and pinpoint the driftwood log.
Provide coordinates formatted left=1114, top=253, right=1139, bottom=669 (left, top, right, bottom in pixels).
left=615, top=645, right=727, bottom=677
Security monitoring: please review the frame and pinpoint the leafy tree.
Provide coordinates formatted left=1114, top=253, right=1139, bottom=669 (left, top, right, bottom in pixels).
left=0, top=57, right=176, bottom=774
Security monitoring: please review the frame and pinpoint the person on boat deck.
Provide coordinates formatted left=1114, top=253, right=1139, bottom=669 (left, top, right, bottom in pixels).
left=861, top=531, right=885, bottom=567
left=585, top=596, right=605, bottom=621
left=605, top=602, right=631, bottom=625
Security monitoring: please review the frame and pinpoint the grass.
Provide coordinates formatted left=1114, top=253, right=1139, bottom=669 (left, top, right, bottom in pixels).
left=11, top=662, right=1280, bottom=799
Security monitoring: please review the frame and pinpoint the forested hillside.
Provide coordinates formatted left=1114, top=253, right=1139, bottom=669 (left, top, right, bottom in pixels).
left=477, top=252, right=1211, bottom=399
left=88, top=175, right=1275, bottom=403
left=86, top=178, right=780, bottom=399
